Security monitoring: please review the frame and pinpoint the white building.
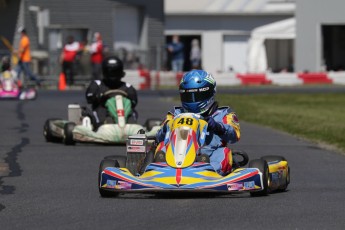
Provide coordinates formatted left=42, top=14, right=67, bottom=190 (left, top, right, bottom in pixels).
left=165, top=0, right=295, bottom=73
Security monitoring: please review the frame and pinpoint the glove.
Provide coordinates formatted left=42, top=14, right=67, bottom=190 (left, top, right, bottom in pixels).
left=206, top=116, right=225, bottom=135
left=161, top=122, right=168, bottom=135
left=156, top=122, right=168, bottom=143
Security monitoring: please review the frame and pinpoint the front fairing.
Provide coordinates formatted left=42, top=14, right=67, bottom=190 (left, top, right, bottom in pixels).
left=164, top=113, right=208, bottom=168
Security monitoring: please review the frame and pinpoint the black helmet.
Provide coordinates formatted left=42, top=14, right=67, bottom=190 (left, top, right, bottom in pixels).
left=1, top=56, right=10, bottom=71
left=102, top=56, right=125, bottom=84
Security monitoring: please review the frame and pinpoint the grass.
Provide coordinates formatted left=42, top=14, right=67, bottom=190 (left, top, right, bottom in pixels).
left=216, top=93, right=345, bottom=153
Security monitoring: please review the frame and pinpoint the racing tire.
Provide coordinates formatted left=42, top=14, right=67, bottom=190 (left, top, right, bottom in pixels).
left=261, top=155, right=290, bottom=192
left=63, top=122, right=76, bottom=145
left=144, top=118, right=162, bottom=132
left=98, top=159, right=121, bottom=198
left=43, top=119, right=61, bottom=142
left=249, top=159, right=270, bottom=197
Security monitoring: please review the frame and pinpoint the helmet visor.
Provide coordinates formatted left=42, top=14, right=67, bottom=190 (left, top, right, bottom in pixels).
left=179, top=87, right=214, bottom=103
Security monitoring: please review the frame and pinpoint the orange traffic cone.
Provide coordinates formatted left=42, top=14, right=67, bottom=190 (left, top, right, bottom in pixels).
left=58, top=72, right=66, bottom=91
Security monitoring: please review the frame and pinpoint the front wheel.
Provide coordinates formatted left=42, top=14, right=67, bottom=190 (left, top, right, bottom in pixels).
left=249, top=159, right=269, bottom=197
left=98, top=159, right=121, bottom=197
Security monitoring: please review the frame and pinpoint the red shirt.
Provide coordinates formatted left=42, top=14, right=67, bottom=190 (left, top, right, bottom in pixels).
left=90, top=40, right=103, bottom=64
left=63, top=42, right=80, bottom=62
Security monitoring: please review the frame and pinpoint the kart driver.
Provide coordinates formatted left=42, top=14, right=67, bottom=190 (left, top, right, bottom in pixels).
left=0, top=56, right=20, bottom=89
left=155, top=69, right=240, bottom=176
left=84, top=56, right=138, bottom=130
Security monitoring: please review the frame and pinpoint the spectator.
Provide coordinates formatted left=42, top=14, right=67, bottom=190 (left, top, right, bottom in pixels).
left=89, top=32, right=103, bottom=80
left=60, top=36, right=80, bottom=86
left=190, top=39, right=201, bottom=69
left=15, top=27, right=41, bottom=87
left=167, top=35, right=184, bottom=72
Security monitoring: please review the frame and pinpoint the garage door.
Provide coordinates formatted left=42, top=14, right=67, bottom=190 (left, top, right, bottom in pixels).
left=223, top=35, right=249, bottom=73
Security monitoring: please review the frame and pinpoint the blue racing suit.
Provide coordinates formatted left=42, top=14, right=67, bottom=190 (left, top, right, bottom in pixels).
left=156, top=106, right=240, bottom=175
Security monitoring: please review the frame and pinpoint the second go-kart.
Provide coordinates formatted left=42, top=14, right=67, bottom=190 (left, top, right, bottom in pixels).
left=0, top=70, right=37, bottom=100
left=98, top=113, right=290, bottom=197
left=43, top=89, right=161, bottom=145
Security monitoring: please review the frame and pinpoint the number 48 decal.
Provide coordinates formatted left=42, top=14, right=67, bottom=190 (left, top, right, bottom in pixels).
left=177, top=118, right=194, bottom=125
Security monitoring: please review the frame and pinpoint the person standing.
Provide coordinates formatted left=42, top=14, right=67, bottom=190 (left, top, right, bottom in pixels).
left=190, top=39, right=201, bottom=69
left=167, top=35, right=184, bottom=72
left=60, top=36, right=80, bottom=86
left=15, top=27, right=41, bottom=87
left=90, top=32, right=103, bottom=80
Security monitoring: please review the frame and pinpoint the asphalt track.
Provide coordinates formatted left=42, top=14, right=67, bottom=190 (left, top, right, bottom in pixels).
left=0, top=88, right=345, bottom=229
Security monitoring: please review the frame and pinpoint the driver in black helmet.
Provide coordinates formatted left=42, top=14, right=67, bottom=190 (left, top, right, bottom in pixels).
left=84, top=56, right=138, bottom=130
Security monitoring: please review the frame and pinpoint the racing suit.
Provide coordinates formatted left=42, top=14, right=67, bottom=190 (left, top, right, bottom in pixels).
left=85, top=80, right=138, bottom=129
left=155, top=106, right=240, bottom=176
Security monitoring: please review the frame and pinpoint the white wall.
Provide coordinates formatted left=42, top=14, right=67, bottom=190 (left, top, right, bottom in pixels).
left=296, top=0, right=345, bottom=72
left=202, top=31, right=222, bottom=74
left=223, top=35, right=249, bottom=73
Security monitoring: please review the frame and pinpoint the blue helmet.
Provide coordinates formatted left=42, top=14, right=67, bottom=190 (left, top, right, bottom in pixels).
left=179, top=70, right=216, bottom=114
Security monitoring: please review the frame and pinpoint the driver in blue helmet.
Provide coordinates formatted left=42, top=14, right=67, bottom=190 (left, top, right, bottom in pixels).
left=155, top=69, right=240, bottom=176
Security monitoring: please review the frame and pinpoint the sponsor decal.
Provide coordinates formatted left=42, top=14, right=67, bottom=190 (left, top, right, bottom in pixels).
left=130, top=139, right=144, bottom=145
left=106, top=180, right=132, bottom=189
left=106, top=180, right=117, bottom=188
left=116, top=181, right=132, bottom=189
left=127, top=146, right=146, bottom=152
left=244, top=181, right=255, bottom=189
left=227, top=183, right=244, bottom=191
left=199, top=87, right=209, bottom=92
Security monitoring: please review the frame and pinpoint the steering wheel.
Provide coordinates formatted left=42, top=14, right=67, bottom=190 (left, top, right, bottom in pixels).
left=102, top=89, right=128, bottom=99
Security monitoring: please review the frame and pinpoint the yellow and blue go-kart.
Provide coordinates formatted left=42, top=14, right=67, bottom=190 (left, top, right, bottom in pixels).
left=98, top=113, right=290, bottom=197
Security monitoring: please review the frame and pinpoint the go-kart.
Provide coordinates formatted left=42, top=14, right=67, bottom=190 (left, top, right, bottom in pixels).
left=0, top=71, right=36, bottom=100
left=43, top=89, right=162, bottom=145
left=99, top=113, right=290, bottom=197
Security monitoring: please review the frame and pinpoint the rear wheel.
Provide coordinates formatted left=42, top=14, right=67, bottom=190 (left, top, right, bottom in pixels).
left=261, top=155, right=290, bottom=192
left=249, top=159, right=269, bottom=197
left=63, top=122, right=76, bottom=145
left=43, top=119, right=60, bottom=142
left=98, top=159, right=121, bottom=197
left=278, top=166, right=290, bottom=192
